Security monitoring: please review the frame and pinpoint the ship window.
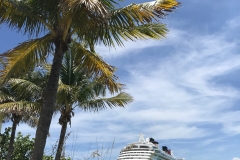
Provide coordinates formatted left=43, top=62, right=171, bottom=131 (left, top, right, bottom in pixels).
left=140, top=146, right=149, bottom=148
left=152, top=146, right=158, bottom=149
left=131, top=145, right=138, bottom=148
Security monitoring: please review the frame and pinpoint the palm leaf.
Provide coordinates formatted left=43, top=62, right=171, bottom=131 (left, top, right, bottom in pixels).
left=118, top=23, right=168, bottom=40
left=76, top=80, right=107, bottom=103
left=25, top=68, right=50, bottom=88
left=71, top=42, right=120, bottom=93
left=93, top=23, right=168, bottom=47
left=0, top=34, right=54, bottom=84
left=60, top=0, right=116, bottom=18
left=0, top=88, right=15, bottom=103
left=72, top=0, right=179, bottom=47
left=8, top=78, right=43, bottom=101
left=80, top=92, right=133, bottom=112
left=61, top=0, right=118, bottom=40
left=1, top=113, right=11, bottom=123
left=56, top=82, right=73, bottom=105
left=109, top=0, right=179, bottom=27
left=0, top=0, right=54, bottom=36
left=60, top=50, right=76, bottom=85
left=21, top=115, right=39, bottom=128
left=0, top=101, right=41, bottom=115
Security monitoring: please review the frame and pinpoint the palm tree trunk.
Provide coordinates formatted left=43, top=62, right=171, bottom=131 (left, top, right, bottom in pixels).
left=0, top=113, right=3, bottom=133
left=32, top=42, right=68, bottom=160
left=55, top=119, right=68, bottom=160
left=7, top=114, right=21, bottom=160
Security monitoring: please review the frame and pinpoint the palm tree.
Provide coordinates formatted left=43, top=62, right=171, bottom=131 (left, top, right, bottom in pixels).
left=0, top=67, right=52, bottom=160
left=1, top=67, right=59, bottom=160
left=3, top=52, right=130, bottom=160
left=0, top=0, right=180, bottom=159
left=0, top=79, right=41, bottom=160
left=55, top=50, right=133, bottom=160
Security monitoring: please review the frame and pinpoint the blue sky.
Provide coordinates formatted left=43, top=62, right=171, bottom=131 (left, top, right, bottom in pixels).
left=1, top=0, right=240, bottom=160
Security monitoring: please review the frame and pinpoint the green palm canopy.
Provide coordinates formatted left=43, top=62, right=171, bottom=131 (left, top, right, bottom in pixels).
left=0, top=76, right=42, bottom=160
left=55, top=50, right=133, bottom=159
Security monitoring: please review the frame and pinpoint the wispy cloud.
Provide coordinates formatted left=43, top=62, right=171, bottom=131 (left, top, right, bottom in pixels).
left=226, top=16, right=240, bottom=29
left=93, top=14, right=240, bottom=141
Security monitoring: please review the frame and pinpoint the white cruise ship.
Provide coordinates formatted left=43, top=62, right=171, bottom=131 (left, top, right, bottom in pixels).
left=117, top=134, right=185, bottom=160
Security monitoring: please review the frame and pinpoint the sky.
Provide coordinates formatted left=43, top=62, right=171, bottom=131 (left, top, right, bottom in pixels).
left=1, top=0, right=240, bottom=160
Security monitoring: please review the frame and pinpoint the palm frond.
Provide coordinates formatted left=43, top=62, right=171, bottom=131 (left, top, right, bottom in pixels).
left=0, top=56, right=6, bottom=68
left=71, top=42, right=120, bottom=93
left=137, top=0, right=179, bottom=11
left=60, top=50, right=76, bottom=85
left=94, top=23, right=168, bottom=47
left=75, top=0, right=178, bottom=47
left=80, top=92, right=133, bottom=112
left=0, top=0, right=54, bottom=36
left=109, top=0, right=179, bottom=27
left=1, top=113, right=11, bottom=123
left=0, top=101, right=41, bottom=115
left=60, top=0, right=116, bottom=19
left=8, top=78, right=43, bottom=101
left=0, top=89, right=15, bottom=103
left=56, top=83, right=73, bottom=105
left=61, top=0, right=118, bottom=41
left=76, top=80, right=107, bottom=103
left=25, top=68, right=50, bottom=88
left=89, top=80, right=107, bottom=97
left=41, top=63, right=52, bottom=72
left=0, top=34, right=54, bottom=84
left=117, top=23, right=168, bottom=40
left=21, top=115, right=38, bottom=128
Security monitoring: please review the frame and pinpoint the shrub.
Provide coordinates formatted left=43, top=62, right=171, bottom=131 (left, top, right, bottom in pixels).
left=0, top=127, right=34, bottom=160
left=0, top=127, right=71, bottom=160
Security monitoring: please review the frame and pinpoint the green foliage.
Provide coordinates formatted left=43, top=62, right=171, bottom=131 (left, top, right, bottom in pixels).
left=12, top=131, right=34, bottom=160
left=0, top=127, right=71, bottom=160
left=0, top=127, right=34, bottom=160
left=0, top=127, right=10, bottom=159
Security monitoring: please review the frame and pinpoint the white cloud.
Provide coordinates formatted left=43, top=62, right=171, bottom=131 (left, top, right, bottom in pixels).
left=200, top=137, right=226, bottom=146
left=222, top=122, right=240, bottom=136
left=232, top=158, right=240, bottom=160
left=95, top=39, right=165, bottom=59
left=88, top=15, right=240, bottom=141
left=226, top=16, right=240, bottom=29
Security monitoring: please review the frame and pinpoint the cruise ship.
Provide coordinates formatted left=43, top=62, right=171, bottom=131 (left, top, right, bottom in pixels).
left=117, top=134, right=185, bottom=160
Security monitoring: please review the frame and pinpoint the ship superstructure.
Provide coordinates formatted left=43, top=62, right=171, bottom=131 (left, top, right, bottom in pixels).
left=117, top=134, right=185, bottom=160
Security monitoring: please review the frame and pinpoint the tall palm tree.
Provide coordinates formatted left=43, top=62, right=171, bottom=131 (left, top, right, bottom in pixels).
left=0, top=0, right=180, bottom=159
left=0, top=80, right=41, bottom=160
left=55, top=50, right=133, bottom=160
